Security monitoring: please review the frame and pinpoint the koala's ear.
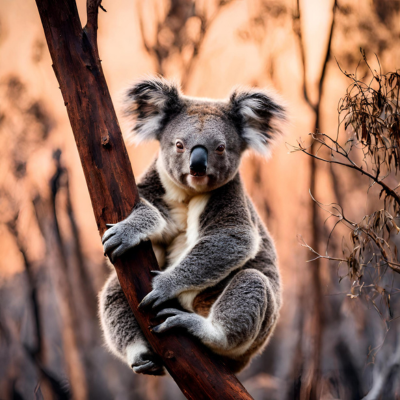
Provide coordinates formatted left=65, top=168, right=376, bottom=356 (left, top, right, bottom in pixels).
left=229, top=88, right=287, bottom=157
left=122, top=77, right=183, bottom=143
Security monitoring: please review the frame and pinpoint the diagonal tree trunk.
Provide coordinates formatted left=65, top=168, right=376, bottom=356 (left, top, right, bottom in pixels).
left=33, top=0, right=253, bottom=399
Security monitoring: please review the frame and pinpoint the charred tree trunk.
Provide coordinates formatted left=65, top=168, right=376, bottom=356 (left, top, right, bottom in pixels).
left=292, top=1, right=337, bottom=398
left=33, top=1, right=253, bottom=399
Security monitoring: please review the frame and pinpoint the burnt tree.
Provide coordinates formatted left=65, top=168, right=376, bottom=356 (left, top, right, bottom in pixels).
left=33, top=0, right=253, bottom=399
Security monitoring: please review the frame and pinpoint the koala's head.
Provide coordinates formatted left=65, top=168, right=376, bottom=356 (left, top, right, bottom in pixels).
left=123, top=77, right=286, bottom=193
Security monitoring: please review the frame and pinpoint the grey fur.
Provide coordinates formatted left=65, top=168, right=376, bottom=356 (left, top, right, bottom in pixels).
left=99, top=77, right=285, bottom=374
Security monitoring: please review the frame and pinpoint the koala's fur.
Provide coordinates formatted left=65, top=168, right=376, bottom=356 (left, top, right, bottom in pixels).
left=99, top=77, right=286, bottom=376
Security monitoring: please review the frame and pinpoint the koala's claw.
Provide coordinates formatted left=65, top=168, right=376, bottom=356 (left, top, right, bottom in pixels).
left=150, top=270, right=162, bottom=276
left=139, top=287, right=173, bottom=309
left=138, top=293, right=153, bottom=309
left=139, top=271, right=175, bottom=309
left=102, top=228, right=115, bottom=245
left=102, top=221, right=141, bottom=261
left=104, top=237, right=130, bottom=262
left=139, top=290, right=164, bottom=309
left=110, top=244, right=129, bottom=262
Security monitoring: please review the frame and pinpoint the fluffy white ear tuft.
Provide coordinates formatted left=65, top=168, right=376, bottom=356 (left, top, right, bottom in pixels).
left=229, top=88, right=287, bottom=157
left=122, top=77, right=183, bottom=143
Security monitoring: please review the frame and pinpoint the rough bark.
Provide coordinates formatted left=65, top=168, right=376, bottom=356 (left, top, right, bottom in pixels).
left=34, top=0, right=253, bottom=399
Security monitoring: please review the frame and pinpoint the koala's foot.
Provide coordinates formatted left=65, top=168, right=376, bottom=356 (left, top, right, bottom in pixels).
left=152, top=308, right=202, bottom=334
left=126, top=342, right=165, bottom=376
left=132, top=357, right=165, bottom=376
left=153, top=308, right=229, bottom=353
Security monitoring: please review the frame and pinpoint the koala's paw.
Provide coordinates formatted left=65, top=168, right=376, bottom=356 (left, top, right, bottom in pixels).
left=127, top=343, right=165, bottom=376
left=102, top=221, right=141, bottom=262
left=132, top=357, right=165, bottom=376
left=139, top=272, right=176, bottom=309
left=152, top=308, right=200, bottom=334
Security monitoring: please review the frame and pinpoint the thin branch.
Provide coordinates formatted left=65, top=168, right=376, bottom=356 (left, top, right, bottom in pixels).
left=85, top=0, right=103, bottom=56
left=86, top=0, right=102, bottom=34
left=300, top=195, right=400, bottom=274
left=294, top=143, right=400, bottom=207
left=301, top=233, right=400, bottom=273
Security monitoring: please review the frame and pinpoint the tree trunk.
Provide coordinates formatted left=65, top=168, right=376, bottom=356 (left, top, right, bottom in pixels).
left=34, top=1, right=253, bottom=399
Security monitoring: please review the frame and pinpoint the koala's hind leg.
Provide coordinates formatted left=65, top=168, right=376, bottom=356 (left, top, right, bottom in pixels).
left=153, top=268, right=279, bottom=370
left=99, top=272, right=164, bottom=375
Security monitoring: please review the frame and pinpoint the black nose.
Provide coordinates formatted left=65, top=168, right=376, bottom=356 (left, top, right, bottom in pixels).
left=190, top=146, right=208, bottom=177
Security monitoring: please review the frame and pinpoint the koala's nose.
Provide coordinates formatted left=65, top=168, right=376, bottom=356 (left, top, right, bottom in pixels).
left=190, top=146, right=208, bottom=177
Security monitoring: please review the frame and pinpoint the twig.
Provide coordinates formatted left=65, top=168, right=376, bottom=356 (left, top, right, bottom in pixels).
left=86, top=0, right=102, bottom=46
left=294, top=142, right=400, bottom=207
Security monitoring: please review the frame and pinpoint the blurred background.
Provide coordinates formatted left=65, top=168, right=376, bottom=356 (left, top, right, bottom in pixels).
left=2, top=0, right=400, bottom=399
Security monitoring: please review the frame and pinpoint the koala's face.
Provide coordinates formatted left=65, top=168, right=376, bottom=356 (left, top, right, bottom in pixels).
left=158, top=100, right=243, bottom=192
left=123, top=78, right=286, bottom=193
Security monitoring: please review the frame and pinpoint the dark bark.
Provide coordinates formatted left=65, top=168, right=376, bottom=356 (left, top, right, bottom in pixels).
left=33, top=0, right=253, bottom=399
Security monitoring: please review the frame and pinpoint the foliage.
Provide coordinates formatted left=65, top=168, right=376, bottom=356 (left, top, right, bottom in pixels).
left=339, top=52, right=400, bottom=174
left=291, top=55, right=400, bottom=323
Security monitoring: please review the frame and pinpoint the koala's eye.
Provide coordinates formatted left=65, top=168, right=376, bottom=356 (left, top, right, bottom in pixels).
left=216, top=144, right=225, bottom=153
left=176, top=141, right=184, bottom=150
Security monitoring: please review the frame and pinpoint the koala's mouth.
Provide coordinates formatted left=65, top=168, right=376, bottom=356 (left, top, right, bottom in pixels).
left=190, top=169, right=207, bottom=177
left=187, top=172, right=209, bottom=190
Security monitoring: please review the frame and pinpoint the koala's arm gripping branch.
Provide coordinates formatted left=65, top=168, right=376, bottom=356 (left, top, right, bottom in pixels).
left=34, top=0, right=253, bottom=399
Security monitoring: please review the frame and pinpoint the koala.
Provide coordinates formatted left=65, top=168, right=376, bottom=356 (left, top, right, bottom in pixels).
left=99, top=77, right=285, bottom=376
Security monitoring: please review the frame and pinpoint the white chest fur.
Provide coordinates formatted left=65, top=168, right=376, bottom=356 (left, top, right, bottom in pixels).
left=165, top=194, right=210, bottom=311
left=166, top=194, right=210, bottom=269
left=151, top=158, right=210, bottom=310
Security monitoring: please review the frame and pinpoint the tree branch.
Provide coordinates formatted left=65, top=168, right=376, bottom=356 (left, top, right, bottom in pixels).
left=295, top=144, right=400, bottom=207
left=86, top=0, right=102, bottom=48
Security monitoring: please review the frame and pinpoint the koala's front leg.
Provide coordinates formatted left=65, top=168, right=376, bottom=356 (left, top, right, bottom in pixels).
left=102, top=198, right=166, bottom=262
left=140, top=227, right=259, bottom=309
